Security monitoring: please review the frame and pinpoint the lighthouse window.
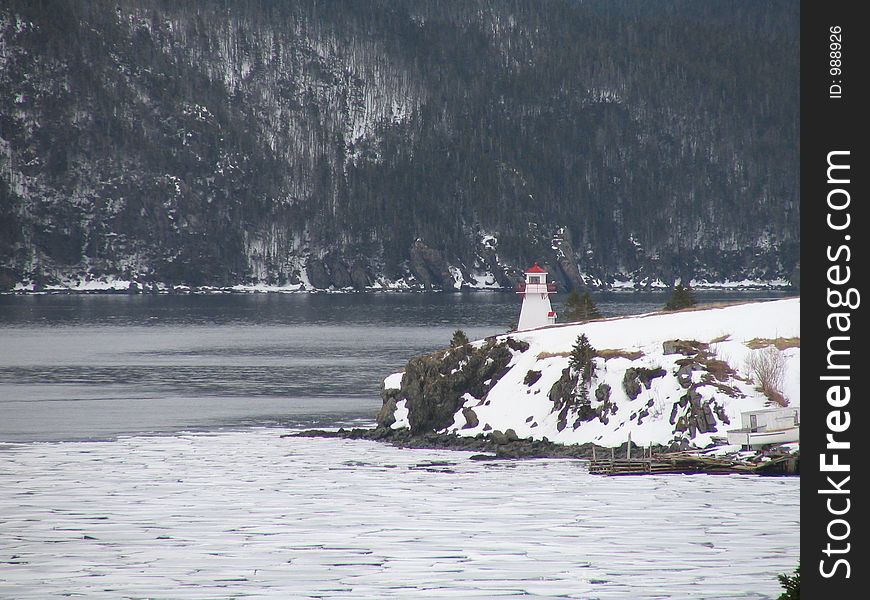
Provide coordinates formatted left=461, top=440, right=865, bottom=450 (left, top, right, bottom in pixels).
left=529, top=276, right=541, bottom=284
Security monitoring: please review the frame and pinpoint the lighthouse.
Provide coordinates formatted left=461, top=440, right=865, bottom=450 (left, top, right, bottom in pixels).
left=516, top=263, right=556, bottom=330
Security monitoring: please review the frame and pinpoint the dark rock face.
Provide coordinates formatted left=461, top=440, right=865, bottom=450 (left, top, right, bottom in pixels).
left=676, top=363, right=696, bottom=388
left=662, top=341, right=740, bottom=445
left=349, top=261, right=371, bottom=289
left=551, top=229, right=585, bottom=292
left=548, top=367, right=578, bottom=409
left=378, top=336, right=530, bottom=434
left=479, top=242, right=517, bottom=288
left=408, top=240, right=455, bottom=289
left=523, top=370, right=542, bottom=386
left=377, top=376, right=404, bottom=428
left=663, top=339, right=709, bottom=356
left=622, top=367, right=667, bottom=400
left=547, top=367, right=573, bottom=432
left=461, top=407, right=479, bottom=429
left=672, top=388, right=718, bottom=437
left=489, top=430, right=509, bottom=445
left=0, top=267, right=19, bottom=292
left=305, top=258, right=332, bottom=289
left=324, top=253, right=353, bottom=289
left=305, top=253, right=362, bottom=289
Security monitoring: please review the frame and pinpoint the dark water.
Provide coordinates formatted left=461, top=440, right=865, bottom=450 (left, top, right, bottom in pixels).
left=0, top=290, right=791, bottom=442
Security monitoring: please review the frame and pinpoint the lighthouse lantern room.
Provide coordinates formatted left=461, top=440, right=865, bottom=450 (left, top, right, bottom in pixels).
left=516, top=263, right=556, bottom=331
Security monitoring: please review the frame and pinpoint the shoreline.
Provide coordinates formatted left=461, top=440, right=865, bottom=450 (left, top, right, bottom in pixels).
left=287, top=426, right=620, bottom=459
left=289, top=427, right=799, bottom=475
left=2, top=283, right=796, bottom=296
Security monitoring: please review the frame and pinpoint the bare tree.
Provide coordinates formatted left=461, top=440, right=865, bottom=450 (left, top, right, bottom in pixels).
left=745, top=347, right=788, bottom=406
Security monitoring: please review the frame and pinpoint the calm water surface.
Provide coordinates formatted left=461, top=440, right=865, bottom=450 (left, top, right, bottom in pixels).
left=0, top=290, right=791, bottom=442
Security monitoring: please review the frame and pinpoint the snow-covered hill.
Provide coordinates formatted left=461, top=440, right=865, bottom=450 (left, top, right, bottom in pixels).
left=380, top=298, right=800, bottom=449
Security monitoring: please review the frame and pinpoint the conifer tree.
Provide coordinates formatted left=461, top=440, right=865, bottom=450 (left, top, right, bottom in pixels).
left=563, top=290, right=602, bottom=322
left=569, top=334, right=596, bottom=383
left=450, top=329, right=470, bottom=348
left=776, top=562, right=799, bottom=600
left=664, top=284, right=697, bottom=311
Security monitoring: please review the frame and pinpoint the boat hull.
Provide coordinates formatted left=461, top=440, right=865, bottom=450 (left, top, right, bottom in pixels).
left=726, top=426, right=799, bottom=447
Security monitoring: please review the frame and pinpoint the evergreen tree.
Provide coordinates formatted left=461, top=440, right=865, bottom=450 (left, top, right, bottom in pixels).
left=450, top=329, right=470, bottom=348
left=664, top=284, right=697, bottom=311
left=776, top=562, right=799, bottom=600
left=569, top=334, right=596, bottom=383
left=563, top=290, right=602, bottom=322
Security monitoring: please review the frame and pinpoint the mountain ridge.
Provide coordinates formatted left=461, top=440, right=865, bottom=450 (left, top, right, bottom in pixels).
left=0, top=0, right=799, bottom=291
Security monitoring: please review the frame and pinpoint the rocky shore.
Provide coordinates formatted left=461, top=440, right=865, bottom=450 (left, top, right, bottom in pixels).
left=288, top=427, right=665, bottom=460
left=289, top=427, right=799, bottom=475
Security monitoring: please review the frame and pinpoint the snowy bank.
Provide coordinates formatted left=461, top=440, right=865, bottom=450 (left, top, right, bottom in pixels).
left=379, top=298, right=800, bottom=449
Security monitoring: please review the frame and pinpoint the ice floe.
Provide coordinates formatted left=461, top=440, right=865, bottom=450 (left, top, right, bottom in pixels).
left=0, top=428, right=798, bottom=598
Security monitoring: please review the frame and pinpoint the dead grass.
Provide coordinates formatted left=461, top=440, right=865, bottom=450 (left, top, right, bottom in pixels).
left=652, top=296, right=799, bottom=316
left=597, top=348, right=645, bottom=361
left=700, top=380, right=745, bottom=398
left=701, top=358, right=736, bottom=382
left=709, top=334, right=731, bottom=343
left=537, top=349, right=645, bottom=361
left=657, top=300, right=753, bottom=314
left=746, top=337, right=801, bottom=351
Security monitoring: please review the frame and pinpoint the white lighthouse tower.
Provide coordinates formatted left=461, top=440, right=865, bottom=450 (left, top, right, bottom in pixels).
left=516, top=263, right=556, bottom=330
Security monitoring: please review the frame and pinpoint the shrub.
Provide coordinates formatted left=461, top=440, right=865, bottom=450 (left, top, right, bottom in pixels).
left=777, top=562, right=799, bottom=600
left=450, top=329, right=470, bottom=348
left=563, top=290, right=602, bottom=322
left=746, top=346, right=788, bottom=406
left=664, top=284, right=697, bottom=311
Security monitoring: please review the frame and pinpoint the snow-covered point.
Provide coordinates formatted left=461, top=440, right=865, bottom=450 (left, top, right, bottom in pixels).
left=384, top=298, right=800, bottom=448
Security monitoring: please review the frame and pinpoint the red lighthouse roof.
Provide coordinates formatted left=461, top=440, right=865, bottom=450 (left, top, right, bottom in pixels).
left=525, top=262, right=547, bottom=274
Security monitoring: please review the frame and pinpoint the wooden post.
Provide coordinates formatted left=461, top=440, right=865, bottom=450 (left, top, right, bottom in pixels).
left=592, top=446, right=596, bottom=461
left=627, top=432, right=631, bottom=461
left=611, top=447, right=615, bottom=461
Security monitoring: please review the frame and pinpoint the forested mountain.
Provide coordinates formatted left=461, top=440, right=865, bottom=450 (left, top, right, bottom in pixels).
left=0, top=0, right=799, bottom=291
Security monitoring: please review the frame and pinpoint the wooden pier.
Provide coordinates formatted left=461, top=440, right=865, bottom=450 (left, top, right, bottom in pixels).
left=589, top=452, right=798, bottom=476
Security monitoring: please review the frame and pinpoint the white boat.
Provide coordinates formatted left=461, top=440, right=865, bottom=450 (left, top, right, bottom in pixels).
left=726, top=407, right=800, bottom=448
left=726, top=425, right=799, bottom=447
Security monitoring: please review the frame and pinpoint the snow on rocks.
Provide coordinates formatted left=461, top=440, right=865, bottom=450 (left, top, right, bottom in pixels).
left=383, top=372, right=404, bottom=391
left=382, top=298, right=800, bottom=449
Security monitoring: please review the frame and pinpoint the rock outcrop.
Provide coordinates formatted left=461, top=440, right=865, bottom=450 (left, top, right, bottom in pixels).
left=408, top=240, right=455, bottom=290
left=378, top=336, right=529, bottom=433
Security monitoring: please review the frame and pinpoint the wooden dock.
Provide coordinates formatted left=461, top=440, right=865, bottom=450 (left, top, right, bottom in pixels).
left=587, top=432, right=798, bottom=476
left=588, top=453, right=798, bottom=476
